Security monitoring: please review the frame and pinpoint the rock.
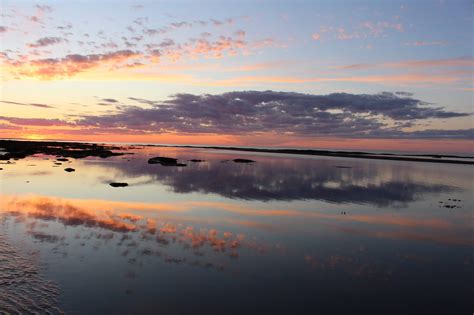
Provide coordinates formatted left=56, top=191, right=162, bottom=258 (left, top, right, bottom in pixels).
left=64, top=168, right=75, bottom=172
left=54, top=162, right=62, bottom=165
left=189, top=159, right=205, bottom=162
left=110, top=182, right=128, bottom=187
left=56, top=158, right=69, bottom=162
left=148, top=156, right=186, bottom=167
left=232, top=158, right=255, bottom=163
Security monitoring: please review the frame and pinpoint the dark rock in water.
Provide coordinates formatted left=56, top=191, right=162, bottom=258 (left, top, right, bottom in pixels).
left=148, top=156, right=177, bottom=164
left=148, top=156, right=187, bottom=167
left=56, top=158, right=69, bottom=162
left=0, top=168, right=2, bottom=170
left=189, top=159, right=205, bottom=162
left=110, top=182, right=128, bottom=187
left=335, top=166, right=352, bottom=169
left=233, top=158, right=255, bottom=163
left=64, top=168, right=75, bottom=172
left=54, top=162, right=62, bottom=165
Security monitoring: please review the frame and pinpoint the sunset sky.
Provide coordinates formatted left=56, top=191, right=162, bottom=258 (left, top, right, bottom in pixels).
left=0, top=0, right=472, bottom=153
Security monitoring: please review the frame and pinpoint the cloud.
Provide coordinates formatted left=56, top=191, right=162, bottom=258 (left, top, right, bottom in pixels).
left=333, top=57, right=474, bottom=74
left=2, top=30, right=274, bottom=79
left=102, top=98, right=119, bottom=103
left=404, top=40, right=447, bottom=46
left=74, top=91, right=470, bottom=138
left=27, top=36, right=67, bottom=48
left=3, top=50, right=142, bottom=79
left=316, top=19, right=404, bottom=42
left=384, top=57, right=474, bottom=68
left=208, top=71, right=468, bottom=86
left=28, top=4, right=53, bottom=24
left=380, top=128, right=474, bottom=139
left=143, top=18, right=234, bottom=37
left=360, top=21, right=404, bottom=36
left=0, top=116, right=67, bottom=126
left=1, top=91, right=470, bottom=140
left=0, top=100, right=55, bottom=108
left=35, top=5, right=53, bottom=13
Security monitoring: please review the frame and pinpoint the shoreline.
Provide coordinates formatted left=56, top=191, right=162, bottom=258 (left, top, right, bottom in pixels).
left=1, top=139, right=473, bottom=165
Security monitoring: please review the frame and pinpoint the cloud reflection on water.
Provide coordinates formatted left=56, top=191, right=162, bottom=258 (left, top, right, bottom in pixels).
left=90, top=147, right=458, bottom=206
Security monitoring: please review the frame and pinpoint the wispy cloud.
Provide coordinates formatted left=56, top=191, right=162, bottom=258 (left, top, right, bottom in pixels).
left=208, top=71, right=468, bottom=86
left=315, top=18, right=404, bottom=42
left=404, top=40, right=447, bottom=46
left=0, top=100, right=55, bottom=109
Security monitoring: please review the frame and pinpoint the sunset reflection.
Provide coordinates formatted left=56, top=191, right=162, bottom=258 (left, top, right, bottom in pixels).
left=0, top=145, right=472, bottom=314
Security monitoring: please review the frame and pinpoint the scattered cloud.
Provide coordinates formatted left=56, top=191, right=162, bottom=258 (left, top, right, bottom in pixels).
left=404, top=40, right=447, bottom=46
left=360, top=21, right=404, bottom=36
left=27, top=36, right=67, bottom=48
left=2, top=29, right=275, bottom=79
left=316, top=19, right=404, bottom=42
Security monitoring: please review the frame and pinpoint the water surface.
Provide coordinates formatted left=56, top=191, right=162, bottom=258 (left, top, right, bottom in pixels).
left=0, top=146, right=472, bottom=314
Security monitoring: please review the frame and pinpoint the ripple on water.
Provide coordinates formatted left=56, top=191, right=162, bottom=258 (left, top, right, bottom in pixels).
left=0, top=233, right=62, bottom=314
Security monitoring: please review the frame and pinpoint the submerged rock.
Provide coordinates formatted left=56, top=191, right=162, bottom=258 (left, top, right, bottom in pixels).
left=148, top=156, right=187, bottom=167
left=232, top=158, right=255, bottom=163
left=64, top=168, right=75, bottom=172
left=189, top=159, right=205, bottom=162
left=110, top=182, right=129, bottom=187
left=56, top=158, right=69, bottom=162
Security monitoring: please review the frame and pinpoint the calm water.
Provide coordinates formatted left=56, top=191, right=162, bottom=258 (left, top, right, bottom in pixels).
left=0, top=146, right=472, bottom=314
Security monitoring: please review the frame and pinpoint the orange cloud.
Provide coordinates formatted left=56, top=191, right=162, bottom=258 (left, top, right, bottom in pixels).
left=2, top=50, right=142, bottom=79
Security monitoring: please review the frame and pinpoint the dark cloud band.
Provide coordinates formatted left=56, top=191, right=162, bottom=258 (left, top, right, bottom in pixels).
left=77, top=90, right=471, bottom=138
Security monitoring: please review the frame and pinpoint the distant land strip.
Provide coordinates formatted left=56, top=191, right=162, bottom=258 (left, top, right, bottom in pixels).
left=0, top=139, right=472, bottom=165
left=148, top=144, right=474, bottom=165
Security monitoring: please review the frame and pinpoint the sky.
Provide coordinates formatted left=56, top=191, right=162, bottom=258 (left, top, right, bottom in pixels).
left=0, top=0, right=472, bottom=153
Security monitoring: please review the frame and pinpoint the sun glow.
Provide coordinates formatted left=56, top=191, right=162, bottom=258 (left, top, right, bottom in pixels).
left=24, top=134, right=46, bottom=140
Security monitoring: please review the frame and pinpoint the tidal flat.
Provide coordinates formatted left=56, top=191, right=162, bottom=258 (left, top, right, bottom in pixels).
left=0, top=140, right=472, bottom=314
